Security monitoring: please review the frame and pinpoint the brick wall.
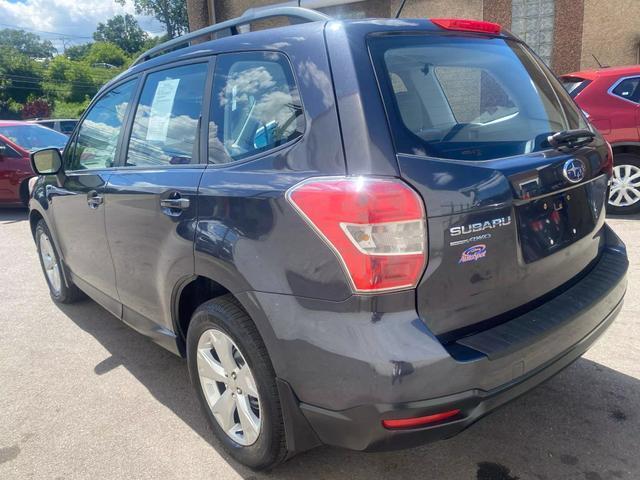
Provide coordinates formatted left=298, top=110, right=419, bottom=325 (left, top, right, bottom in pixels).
left=581, top=0, right=640, bottom=70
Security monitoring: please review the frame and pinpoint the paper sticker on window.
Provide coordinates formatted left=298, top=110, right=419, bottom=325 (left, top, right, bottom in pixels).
left=146, top=78, right=180, bottom=142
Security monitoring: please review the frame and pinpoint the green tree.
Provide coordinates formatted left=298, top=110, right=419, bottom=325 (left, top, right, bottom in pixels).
left=94, top=14, right=148, bottom=55
left=0, top=29, right=56, bottom=58
left=65, top=43, right=93, bottom=61
left=116, top=0, right=186, bottom=39
left=0, top=46, right=45, bottom=104
left=44, top=56, right=98, bottom=103
left=85, top=42, right=129, bottom=68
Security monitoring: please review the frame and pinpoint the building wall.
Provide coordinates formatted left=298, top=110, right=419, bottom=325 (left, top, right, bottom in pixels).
left=581, top=0, right=640, bottom=71
left=551, top=0, right=584, bottom=74
left=392, top=0, right=482, bottom=19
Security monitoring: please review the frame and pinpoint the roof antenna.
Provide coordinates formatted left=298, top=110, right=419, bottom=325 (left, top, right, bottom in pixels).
left=395, top=0, right=409, bottom=18
left=591, top=54, right=609, bottom=68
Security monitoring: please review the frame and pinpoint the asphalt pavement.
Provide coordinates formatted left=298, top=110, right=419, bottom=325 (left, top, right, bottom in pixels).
left=1, top=208, right=638, bottom=480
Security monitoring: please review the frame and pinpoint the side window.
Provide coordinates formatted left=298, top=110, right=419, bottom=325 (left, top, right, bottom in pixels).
left=209, top=51, right=304, bottom=164
left=0, top=141, right=20, bottom=158
left=611, top=77, right=640, bottom=103
left=67, top=80, right=136, bottom=170
left=125, top=63, right=208, bottom=167
left=60, top=121, right=77, bottom=134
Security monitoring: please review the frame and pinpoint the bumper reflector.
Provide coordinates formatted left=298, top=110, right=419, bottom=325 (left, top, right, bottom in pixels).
left=382, top=409, right=461, bottom=429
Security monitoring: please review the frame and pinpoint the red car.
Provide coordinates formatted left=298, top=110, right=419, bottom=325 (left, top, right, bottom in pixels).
left=562, top=66, right=640, bottom=214
left=0, top=121, right=68, bottom=206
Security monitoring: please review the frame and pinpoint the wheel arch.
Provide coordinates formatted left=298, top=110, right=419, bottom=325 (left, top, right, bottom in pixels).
left=171, top=274, right=272, bottom=358
left=29, top=209, right=44, bottom=240
left=611, top=142, right=640, bottom=158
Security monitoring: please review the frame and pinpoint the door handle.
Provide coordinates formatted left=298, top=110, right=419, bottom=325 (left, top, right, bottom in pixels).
left=160, top=196, right=190, bottom=210
left=87, top=191, right=103, bottom=209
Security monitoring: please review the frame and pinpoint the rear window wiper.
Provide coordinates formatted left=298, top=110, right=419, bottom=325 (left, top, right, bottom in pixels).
left=547, top=129, right=595, bottom=150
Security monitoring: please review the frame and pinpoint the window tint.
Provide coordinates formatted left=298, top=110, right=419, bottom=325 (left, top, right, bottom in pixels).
left=0, top=125, right=67, bottom=151
left=370, top=35, right=586, bottom=161
left=126, top=63, right=208, bottom=167
left=60, top=121, right=77, bottom=134
left=0, top=141, right=20, bottom=158
left=67, top=80, right=136, bottom=170
left=209, top=51, right=304, bottom=164
left=611, top=77, right=640, bottom=102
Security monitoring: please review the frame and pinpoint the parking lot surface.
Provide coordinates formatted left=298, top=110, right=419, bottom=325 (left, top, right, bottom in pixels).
left=0, top=208, right=638, bottom=480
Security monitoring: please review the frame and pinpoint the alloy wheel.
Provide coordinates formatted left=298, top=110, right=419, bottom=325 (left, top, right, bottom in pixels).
left=39, top=232, right=61, bottom=295
left=610, top=164, right=640, bottom=208
left=196, top=328, right=261, bottom=446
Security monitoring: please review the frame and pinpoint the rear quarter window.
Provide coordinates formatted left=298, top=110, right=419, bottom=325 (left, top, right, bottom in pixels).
left=208, top=51, right=305, bottom=164
left=610, top=77, right=640, bottom=103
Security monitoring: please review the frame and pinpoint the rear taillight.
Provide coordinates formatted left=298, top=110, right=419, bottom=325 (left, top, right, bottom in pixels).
left=431, top=18, right=501, bottom=34
left=604, top=141, right=614, bottom=176
left=287, top=177, right=427, bottom=293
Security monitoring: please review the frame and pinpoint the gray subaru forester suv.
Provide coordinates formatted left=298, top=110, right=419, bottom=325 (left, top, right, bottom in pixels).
left=28, top=7, right=627, bottom=470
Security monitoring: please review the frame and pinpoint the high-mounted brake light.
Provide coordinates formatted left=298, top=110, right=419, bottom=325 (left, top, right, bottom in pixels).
left=287, top=177, right=427, bottom=293
left=382, top=409, right=461, bottom=429
left=431, top=18, right=502, bottom=35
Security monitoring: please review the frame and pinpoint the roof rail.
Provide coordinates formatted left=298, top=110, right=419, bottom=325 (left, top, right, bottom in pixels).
left=132, top=6, right=330, bottom=66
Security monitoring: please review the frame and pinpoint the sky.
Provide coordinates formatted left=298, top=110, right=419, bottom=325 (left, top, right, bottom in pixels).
left=0, top=0, right=166, bottom=52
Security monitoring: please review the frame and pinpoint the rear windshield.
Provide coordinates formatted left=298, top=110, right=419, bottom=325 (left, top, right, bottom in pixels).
left=561, top=77, right=591, bottom=98
left=369, top=35, right=587, bottom=161
left=0, top=124, right=68, bottom=151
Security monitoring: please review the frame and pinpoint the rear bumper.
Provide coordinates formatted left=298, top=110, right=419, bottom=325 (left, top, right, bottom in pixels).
left=238, top=224, right=627, bottom=452
left=300, top=293, right=623, bottom=451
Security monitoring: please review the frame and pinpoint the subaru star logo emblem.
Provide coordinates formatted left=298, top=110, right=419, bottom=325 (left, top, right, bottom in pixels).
left=562, top=158, right=586, bottom=183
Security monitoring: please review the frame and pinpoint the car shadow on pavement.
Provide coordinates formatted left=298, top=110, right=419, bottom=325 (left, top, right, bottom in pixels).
left=607, top=212, right=640, bottom=222
left=0, top=208, right=28, bottom=224
left=55, top=298, right=639, bottom=480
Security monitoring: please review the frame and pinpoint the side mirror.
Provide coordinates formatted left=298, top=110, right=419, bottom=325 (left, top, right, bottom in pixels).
left=31, top=148, right=62, bottom=175
left=0, top=144, right=6, bottom=158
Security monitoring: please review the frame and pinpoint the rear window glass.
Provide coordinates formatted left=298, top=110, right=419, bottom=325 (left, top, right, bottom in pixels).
left=370, top=35, right=587, bottom=161
left=562, top=77, right=591, bottom=98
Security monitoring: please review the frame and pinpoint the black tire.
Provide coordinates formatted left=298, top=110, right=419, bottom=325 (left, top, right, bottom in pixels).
left=607, top=153, right=640, bottom=215
left=186, top=295, right=287, bottom=470
left=34, top=220, right=82, bottom=303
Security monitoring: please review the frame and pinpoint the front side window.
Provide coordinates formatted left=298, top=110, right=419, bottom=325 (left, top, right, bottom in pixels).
left=370, top=35, right=587, bottom=161
left=126, top=63, right=208, bottom=167
left=0, top=140, right=21, bottom=158
left=611, top=77, right=640, bottom=103
left=209, top=51, right=304, bottom=164
left=67, top=80, right=136, bottom=170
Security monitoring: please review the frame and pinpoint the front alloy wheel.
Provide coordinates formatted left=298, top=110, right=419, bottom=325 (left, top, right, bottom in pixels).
left=38, top=231, right=62, bottom=296
left=197, top=328, right=261, bottom=446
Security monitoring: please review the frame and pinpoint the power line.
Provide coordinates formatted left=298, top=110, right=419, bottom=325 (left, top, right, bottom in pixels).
left=0, top=23, right=93, bottom=39
left=0, top=75, right=107, bottom=88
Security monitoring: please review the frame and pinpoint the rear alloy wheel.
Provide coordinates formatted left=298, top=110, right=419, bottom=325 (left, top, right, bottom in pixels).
left=197, top=328, right=262, bottom=446
left=186, top=295, right=287, bottom=470
left=608, top=153, right=640, bottom=215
